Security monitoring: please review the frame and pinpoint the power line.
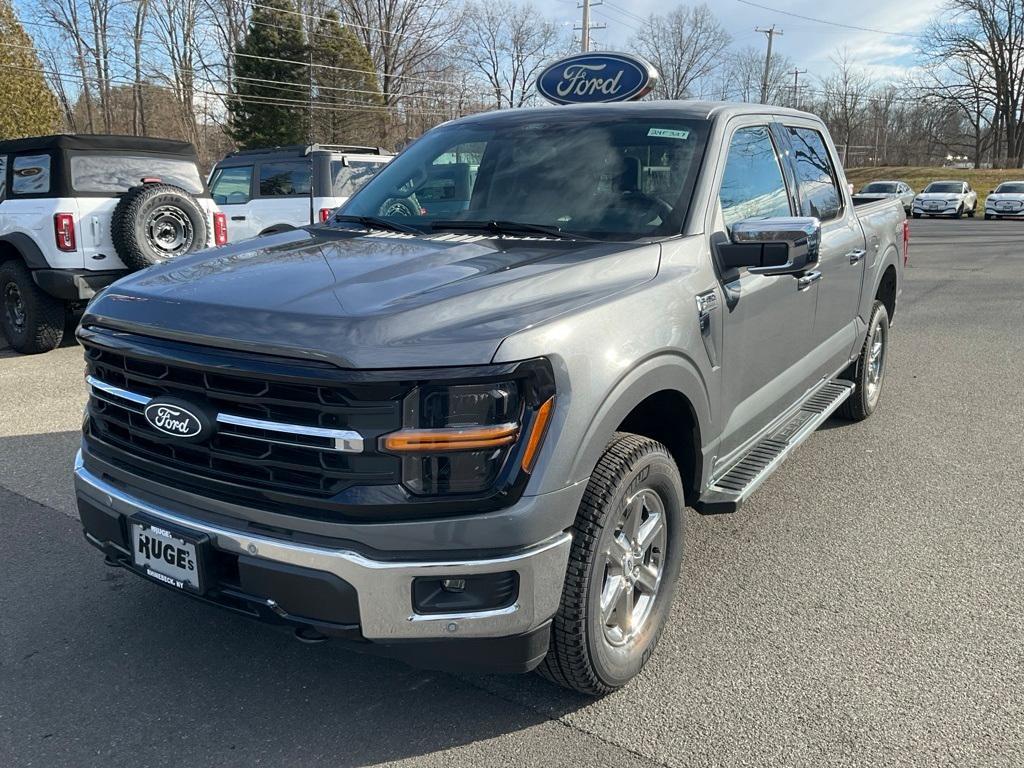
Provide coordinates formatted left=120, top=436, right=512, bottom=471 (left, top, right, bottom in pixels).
left=736, top=0, right=924, bottom=39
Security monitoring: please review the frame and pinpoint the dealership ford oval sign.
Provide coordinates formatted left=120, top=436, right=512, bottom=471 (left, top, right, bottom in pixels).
left=536, top=52, right=659, bottom=105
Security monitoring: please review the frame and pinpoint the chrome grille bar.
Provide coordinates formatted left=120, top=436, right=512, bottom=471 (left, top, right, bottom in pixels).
left=86, top=375, right=364, bottom=453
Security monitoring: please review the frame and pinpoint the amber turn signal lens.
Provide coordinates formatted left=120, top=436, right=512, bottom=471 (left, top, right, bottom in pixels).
left=521, top=397, right=554, bottom=473
left=381, top=423, right=520, bottom=453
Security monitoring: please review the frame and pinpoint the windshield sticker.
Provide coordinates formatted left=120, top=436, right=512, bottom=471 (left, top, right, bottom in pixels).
left=648, top=128, right=690, bottom=140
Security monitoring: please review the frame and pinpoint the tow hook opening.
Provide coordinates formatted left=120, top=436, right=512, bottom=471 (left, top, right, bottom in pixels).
left=294, top=626, right=329, bottom=644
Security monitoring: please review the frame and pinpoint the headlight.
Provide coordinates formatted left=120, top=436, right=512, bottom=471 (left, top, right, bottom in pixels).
left=380, top=360, right=555, bottom=495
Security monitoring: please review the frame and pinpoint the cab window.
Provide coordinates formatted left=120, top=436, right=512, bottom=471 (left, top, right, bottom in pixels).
left=718, top=126, right=791, bottom=228
left=12, top=154, right=51, bottom=195
left=258, top=161, right=310, bottom=197
left=786, top=127, right=842, bottom=220
left=210, top=165, right=253, bottom=205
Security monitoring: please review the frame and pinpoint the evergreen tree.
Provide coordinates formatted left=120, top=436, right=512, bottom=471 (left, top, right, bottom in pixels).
left=227, top=0, right=309, bottom=149
left=0, top=0, right=61, bottom=139
left=310, top=12, right=384, bottom=146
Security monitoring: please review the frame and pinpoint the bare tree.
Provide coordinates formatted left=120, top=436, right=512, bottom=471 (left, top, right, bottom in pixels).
left=629, top=4, right=731, bottom=100
left=342, top=0, right=461, bottom=110
left=129, top=0, right=150, bottom=135
left=919, top=0, right=1024, bottom=166
left=714, top=45, right=791, bottom=104
left=818, top=49, right=873, bottom=164
left=460, top=0, right=567, bottom=109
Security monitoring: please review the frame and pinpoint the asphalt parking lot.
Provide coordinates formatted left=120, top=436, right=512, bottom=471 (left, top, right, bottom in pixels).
left=1, top=217, right=1022, bottom=767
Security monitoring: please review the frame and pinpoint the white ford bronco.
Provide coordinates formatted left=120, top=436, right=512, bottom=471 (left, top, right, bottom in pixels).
left=0, top=135, right=225, bottom=354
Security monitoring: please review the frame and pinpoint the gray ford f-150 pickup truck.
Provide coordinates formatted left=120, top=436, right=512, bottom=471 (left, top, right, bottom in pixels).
left=74, top=101, right=906, bottom=695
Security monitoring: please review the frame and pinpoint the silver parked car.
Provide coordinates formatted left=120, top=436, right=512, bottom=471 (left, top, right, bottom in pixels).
left=911, top=180, right=978, bottom=218
left=984, top=181, right=1024, bottom=219
left=853, top=180, right=915, bottom=213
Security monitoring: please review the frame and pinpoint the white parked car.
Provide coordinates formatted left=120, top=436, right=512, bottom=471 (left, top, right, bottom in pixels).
left=984, top=181, right=1024, bottom=219
left=208, top=144, right=392, bottom=242
left=853, top=180, right=915, bottom=213
left=0, top=134, right=225, bottom=354
left=911, top=180, right=978, bottom=219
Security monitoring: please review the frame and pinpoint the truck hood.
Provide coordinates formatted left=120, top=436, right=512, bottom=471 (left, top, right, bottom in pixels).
left=83, top=227, right=661, bottom=368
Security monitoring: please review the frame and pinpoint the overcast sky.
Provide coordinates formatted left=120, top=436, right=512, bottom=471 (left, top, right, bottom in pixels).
left=546, top=0, right=936, bottom=81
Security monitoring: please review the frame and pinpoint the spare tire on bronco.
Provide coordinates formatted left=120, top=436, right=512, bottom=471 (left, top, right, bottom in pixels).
left=111, top=183, right=208, bottom=270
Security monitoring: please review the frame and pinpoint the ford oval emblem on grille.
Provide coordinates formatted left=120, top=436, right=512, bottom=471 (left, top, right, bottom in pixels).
left=143, top=399, right=212, bottom=440
left=536, top=51, right=659, bottom=105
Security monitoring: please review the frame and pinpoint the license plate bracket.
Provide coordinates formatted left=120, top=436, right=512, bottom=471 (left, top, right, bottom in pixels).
left=130, top=517, right=209, bottom=594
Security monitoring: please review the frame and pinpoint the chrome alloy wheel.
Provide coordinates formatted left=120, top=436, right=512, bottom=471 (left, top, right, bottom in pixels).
left=146, top=205, right=195, bottom=257
left=599, top=488, right=668, bottom=647
left=865, top=320, right=887, bottom=407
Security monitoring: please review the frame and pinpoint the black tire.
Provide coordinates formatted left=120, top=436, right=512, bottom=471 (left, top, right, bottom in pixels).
left=537, top=433, right=685, bottom=696
left=378, top=197, right=420, bottom=217
left=0, top=260, right=66, bottom=354
left=954, top=204, right=964, bottom=219
left=912, top=212, right=921, bottom=219
left=111, top=184, right=208, bottom=271
left=837, top=300, right=890, bottom=421
left=984, top=213, right=992, bottom=220
left=967, top=205, right=976, bottom=218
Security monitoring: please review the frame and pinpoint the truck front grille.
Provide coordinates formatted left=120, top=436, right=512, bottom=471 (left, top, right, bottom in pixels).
left=81, top=328, right=404, bottom=513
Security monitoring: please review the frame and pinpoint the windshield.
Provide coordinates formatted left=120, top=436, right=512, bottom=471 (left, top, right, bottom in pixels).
left=923, top=182, right=963, bottom=194
left=71, top=154, right=204, bottom=194
left=861, top=183, right=896, bottom=193
left=331, top=159, right=387, bottom=197
left=340, top=115, right=710, bottom=240
left=995, top=182, right=1024, bottom=194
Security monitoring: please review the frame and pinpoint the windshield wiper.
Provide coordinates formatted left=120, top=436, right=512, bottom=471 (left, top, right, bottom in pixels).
left=331, top=214, right=426, bottom=235
left=430, top=219, right=596, bottom=241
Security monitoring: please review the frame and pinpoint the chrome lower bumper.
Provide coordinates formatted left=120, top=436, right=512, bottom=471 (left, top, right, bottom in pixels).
left=74, top=452, right=572, bottom=641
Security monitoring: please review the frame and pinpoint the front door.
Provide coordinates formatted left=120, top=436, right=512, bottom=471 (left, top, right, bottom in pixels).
left=712, top=122, right=820, bottom=464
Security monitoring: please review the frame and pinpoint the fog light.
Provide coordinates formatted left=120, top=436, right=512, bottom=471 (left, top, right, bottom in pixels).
left=442, top=578, right=466, bottom=592
left=413, top=572, right=519, bottom=614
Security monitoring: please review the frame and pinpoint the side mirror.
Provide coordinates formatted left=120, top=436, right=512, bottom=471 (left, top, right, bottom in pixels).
left=989, top=189, right=995, bottom=194
left=719, top=217, right=821, bottom=276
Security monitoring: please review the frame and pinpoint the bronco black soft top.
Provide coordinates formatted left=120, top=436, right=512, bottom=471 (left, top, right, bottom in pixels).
left=0, top=134, right=198, bottom=156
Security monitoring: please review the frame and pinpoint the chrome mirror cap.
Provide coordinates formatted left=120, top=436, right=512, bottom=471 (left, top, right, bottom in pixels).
left=730, top=216, right=821, bottom=276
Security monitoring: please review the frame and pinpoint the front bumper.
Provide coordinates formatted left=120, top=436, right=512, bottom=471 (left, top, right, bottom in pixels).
left=912, top=203, right=961, bottom=216
left=985, top=205, right=1024, bottom=216
left=74, top=452, right=572, bottom=667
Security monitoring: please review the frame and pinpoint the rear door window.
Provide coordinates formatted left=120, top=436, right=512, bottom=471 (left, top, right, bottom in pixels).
left=718, top=126, right=791, bottom=228
left=786, top=127, right=842, bottom=220
left=258, top=161, right=311, bottom=197
left=210, top=165, right=254, bottom=204
left=12, top=154, right=51, bottom=195
left=0, top=156, right=6, bottom=200
left=70, top=155, right=204, bottom=194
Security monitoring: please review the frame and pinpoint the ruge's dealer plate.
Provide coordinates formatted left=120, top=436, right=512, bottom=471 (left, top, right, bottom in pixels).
left=131, top=521, right=204, bottom=592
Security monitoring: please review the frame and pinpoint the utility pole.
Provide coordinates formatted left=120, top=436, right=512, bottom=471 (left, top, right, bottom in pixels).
left=576, top=0, right=605, bottom=52
left=755, top=25, right=782, bottom=104
left=790, top=67, right=806, bottom=107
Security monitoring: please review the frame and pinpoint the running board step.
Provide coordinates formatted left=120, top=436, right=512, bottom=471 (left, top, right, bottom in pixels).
left=694, top=380, right=855, bottom=514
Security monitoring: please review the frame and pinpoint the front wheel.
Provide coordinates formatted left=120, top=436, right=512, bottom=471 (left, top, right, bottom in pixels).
left=912, top=212, right=921, bottom=219
left=838, top=300, right=890, bottom=421
left=954, top=204, right=964, bottom=218
left=537, top=433, right=684, bottom=696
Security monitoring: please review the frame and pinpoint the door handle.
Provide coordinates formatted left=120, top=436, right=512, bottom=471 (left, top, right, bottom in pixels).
left=847, top=249, right=866, bottom=264
left=231, top=216, right=247, bottom=221
left=797, top=271, right=823, bottom=290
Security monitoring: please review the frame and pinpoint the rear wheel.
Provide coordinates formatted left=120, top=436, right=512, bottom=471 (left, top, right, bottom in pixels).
left=967, top=204, right=976, bottom=218
left=0, top=260, right=66, bottom=354
left=838, top=300, right=889, bottom=421
left=538, top=433, right=684, bottom=696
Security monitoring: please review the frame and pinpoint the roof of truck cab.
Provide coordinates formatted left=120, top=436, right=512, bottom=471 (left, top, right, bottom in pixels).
left=0, top=134, right=198, bottom=155
left=449, top=100, right=821, bottom=125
